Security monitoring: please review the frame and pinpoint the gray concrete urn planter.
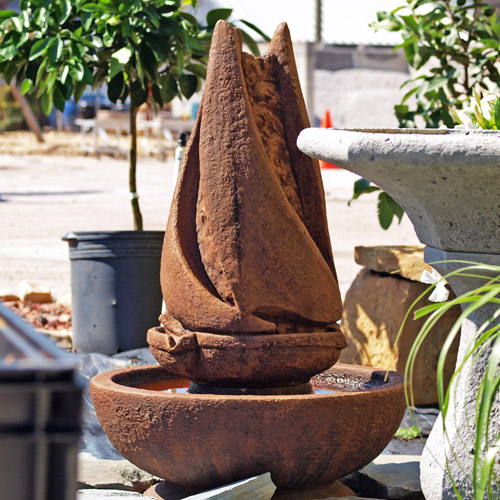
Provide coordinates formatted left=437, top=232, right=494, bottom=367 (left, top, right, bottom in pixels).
left=298, top=128, right=500, bottom=499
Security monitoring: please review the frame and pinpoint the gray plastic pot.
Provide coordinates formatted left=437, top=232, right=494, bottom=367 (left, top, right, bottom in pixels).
left=63, top=231, right=164, bottom=354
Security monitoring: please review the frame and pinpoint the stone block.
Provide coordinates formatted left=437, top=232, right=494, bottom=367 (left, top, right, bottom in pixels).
left=77, top=491, right=155, bottom=499
left=77, top=457, right=158, bottom=493
left=184, top=473, right=276, bottom=499
left=19, top=280, right=52, bottom=303
left=357, top=455, right=423, bottom=499
left=340, top=268, right=460, bottom=405
left=354, top=245, right=431, bottom=282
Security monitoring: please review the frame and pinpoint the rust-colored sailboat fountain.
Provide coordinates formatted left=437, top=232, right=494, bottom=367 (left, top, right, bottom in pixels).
left=91, top=21, right=406, bottom=498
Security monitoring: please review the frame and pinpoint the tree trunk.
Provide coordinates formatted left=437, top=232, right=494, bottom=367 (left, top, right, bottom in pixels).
left=9, top=82, right=44, bottom=143
left=129, top=105, right=143, bottom=230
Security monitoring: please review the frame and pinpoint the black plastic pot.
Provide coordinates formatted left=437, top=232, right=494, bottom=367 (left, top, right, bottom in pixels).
left=62, top=231, right=164, bottom=354
left=0, top=303, right=81, bottom=500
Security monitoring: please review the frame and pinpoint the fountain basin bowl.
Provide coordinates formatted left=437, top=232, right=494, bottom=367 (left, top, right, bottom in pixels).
left=297, top=128, right=500, bottom=253
left=90, top=363, right=405, bottom=492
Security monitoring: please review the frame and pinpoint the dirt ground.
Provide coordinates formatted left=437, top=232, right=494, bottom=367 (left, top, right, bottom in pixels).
left=0, top=131, right=419, bottom=302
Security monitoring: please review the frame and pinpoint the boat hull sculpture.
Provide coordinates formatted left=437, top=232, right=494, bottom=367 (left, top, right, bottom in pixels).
left=147, top=20, right=345, bottom=388
left=91, top=22, right=406, bottom=497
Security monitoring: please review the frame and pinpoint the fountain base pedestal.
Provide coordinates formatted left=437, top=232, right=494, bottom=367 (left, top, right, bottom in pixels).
left=421, top=247, right=500, bottom=499
left=90, top=364, right=405, bottom=494
left=144, top=478, right=356, bottom=500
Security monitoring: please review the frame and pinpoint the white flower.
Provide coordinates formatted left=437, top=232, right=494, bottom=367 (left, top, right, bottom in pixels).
left=420, top=268, right=450, bottom=302
left=453, top=109, right=477, bottom=129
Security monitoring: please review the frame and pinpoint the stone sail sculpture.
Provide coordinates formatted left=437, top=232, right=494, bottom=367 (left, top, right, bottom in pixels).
left=148, top=21, right=345, bottom=388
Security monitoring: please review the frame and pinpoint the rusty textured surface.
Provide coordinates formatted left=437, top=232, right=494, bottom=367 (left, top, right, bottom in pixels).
left=147, top=324, right=345, bottom=387
left=90, top=363, right=406, bottom=493
left=155, top=21, right=343, bottom=385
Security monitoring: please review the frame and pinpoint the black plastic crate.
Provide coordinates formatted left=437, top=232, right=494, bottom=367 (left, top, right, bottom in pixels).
left=0, top=303, right=81, bottom=500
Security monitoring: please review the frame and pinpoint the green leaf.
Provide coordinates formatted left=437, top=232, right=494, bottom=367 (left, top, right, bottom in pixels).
left=0, top=10, right=17, bottom=20
left=178, top=73, right=198, bottom=99
left=110, top=46, right=133, bottom=79
left=348, top=178, right=381, bottom=206
left=55, top=0, right=71, bottom=24
left=69, top=62, right=84, bottom=81
left=82, top=11, right=93, bottom=31
left=41, top=91, right=53, bottom=115
left=238, top=19, right=270, bottom=42
left=139, top=44, right=158, bottom=81
left=73, top=80, right=87, bottom=103
left=121, top=18, right=131, bottom=38
left=185, top=63, right=206, bottom=79
left=206, top=8, right=232, bottom=28
left=48, top=37, right=63, bottom=63
left=176, top=47, right=184, bottom=74
left=159, top=74, right=179, bottom=103
left=179, top=11, right=198, bottom=27
left=29, top=38, right=52, bottom=61
left=239, top=28, right=260, bottom=57
left=130, top=79, right=148, bottom=108
left=377, top=192, right=404, bottom=230
left=493, top=97, right=500, bottom=129
left=11, top=16, right=22, bottom=32
left=20, top=78, right=33, bottom=95
left=53, top=84, right=66, bottom=111
left=108, top=72, right=125, bottom=103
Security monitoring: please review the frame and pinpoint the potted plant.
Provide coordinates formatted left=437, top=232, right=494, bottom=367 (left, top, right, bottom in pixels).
left=0, top=0, right=267, bottom=353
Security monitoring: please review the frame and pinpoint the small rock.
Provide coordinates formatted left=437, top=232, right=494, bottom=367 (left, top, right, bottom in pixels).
left=145, top=474, right=276, bottom=500
left=58, top=312, right=71, bottom=323
left=19, top=281, right=52, bottom=303
left=356, top=455, right=423, bottom=500
left=56, top=291, right=72, bottom=309
left=78, top=458, right=159, bottom=492
left=0, top=291, right=20, bottom=302
left=354, top=245, right=431, bottom=282
left=184, top=473, right=276, bottom=499
left=77, top=490, right=155, bottom=499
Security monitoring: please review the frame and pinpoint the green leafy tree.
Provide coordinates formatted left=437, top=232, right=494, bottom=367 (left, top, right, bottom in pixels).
left=351, top=0, right=500, bottom=229
left=372, top=0, right=500, bottom=128
left=0, top=0, right=268, bottom=229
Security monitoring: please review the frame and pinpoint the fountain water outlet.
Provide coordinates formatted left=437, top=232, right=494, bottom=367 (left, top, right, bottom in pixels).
left=297, top=127, right=500, bottom=499
left=90, top=23, right=406, bottom=499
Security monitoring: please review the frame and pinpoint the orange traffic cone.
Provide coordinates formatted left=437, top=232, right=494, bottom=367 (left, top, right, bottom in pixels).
left=318, top=110, right=338, bottom=169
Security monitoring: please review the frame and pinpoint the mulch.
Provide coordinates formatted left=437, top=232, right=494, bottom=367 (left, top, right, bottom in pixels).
left=3, top=300, right=71, bottom=331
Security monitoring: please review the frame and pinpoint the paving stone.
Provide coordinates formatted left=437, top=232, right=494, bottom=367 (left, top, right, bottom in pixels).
left=354, top=245, right=431, bottom=282
left=78, top=457, right=159, bottom=493
left=77, top=490, right=155, bottom=499
left=355, top=455, right=423, bottom=500
left=184, top=473, right=276, bottom=499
